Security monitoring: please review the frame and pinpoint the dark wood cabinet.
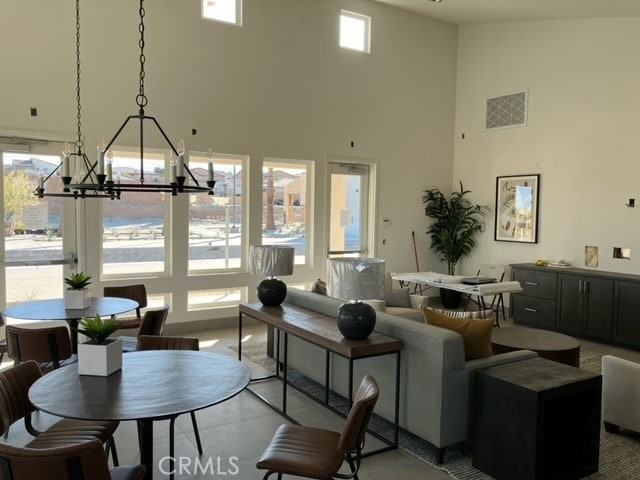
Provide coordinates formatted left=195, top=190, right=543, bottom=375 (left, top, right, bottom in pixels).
left=511, top=268, right=557, bottom=329
left=511, top=264, right=637, bottom=349
left=613, top=281, right=640, bottom=348
left=557, top=274, right=613, bottom=340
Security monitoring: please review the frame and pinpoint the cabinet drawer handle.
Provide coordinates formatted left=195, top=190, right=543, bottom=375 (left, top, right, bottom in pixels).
left=525, top=281, right=539, bottom=286
left=524, top=307, right=538, bottom=313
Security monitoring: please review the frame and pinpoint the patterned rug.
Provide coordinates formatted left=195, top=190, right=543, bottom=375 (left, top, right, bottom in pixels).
left=232, top=342, right=640, bottom=479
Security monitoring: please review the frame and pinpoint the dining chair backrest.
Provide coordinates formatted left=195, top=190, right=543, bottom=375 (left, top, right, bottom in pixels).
left=0, top=439, right=145, bottom=480
left=477, top=264, right=506, bottom=282
left=137, top=305, right=169, bottom=337
left=337, top=374, right=379, bottom=455
left=0, top=361, right=41, bottom=436
left=103, top=284, right=147, bottom=318
left=5, top=325, right=72, bottom=369
left=136, top=335, right=199, bottom=351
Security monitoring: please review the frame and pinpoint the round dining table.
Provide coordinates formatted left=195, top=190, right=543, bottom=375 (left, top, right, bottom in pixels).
left=1, top=297, right=139, bottom=353
left=29, top=350, right=251, bottom=480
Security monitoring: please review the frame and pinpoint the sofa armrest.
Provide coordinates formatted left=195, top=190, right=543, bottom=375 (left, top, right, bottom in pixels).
left=465, top=349, right=538, bottom=371
left=464, top=349, right=539, bottom=435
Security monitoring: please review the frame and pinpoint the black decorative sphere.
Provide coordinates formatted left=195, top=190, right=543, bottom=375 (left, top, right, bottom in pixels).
left=257, top=278, right=287, bottom=306
left=337, top=301, right=376, bottom=340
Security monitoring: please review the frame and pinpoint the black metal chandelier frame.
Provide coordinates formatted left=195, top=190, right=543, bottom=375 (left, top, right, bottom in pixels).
left=36, top=0, right=215, bottom=199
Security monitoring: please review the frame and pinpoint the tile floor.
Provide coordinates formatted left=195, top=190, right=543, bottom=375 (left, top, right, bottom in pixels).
left=5, top=320, right=640, bottom=479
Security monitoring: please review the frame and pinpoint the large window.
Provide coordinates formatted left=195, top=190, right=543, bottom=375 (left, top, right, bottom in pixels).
left=188, top=152, right=247, bottom=272
left=101, top=150, right=168, bottom=277
left=202, top=0, right=242, bottom=26
left=340, top=10, right=371, bottom=53
left=2, top=151, right=68, bottom=303
left=261, top=159, right=312, bottom=266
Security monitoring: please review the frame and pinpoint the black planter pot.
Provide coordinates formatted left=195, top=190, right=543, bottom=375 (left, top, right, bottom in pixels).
left=439, top=288, right=462, bottom=309
left=337, top=301, right=376, bottom=340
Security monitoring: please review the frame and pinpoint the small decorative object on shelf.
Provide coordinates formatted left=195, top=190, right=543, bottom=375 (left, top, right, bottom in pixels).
left=63, top=271, right=92, bottom=309
left=77, top=314, right=122, bottom=376
left=337, top=301, right=377, bottom=340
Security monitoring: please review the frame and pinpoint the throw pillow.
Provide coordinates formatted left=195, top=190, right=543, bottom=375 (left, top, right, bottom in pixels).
left=422, top=307, right=494, bottom=360
left=428, top=307, right=495, bottom=320
left=385, top=288, right=411, bottom=308
left=311, top=279, right=327, bottom=295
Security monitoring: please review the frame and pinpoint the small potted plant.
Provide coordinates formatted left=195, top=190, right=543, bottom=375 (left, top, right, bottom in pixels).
left=64, top=271, right=92, bottom=309
left=77, top=314, right=122, bottom=376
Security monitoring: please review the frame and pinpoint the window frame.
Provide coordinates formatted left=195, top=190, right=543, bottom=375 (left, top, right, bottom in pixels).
left=201, top=0, right=242, bottom=27
left=99, top=147, right=171, bottom=280
left=339, top=10, right=371, bottom=53
left=187, top=151, right=248, bottom=274
left=261, top=157, right=314, bottom=268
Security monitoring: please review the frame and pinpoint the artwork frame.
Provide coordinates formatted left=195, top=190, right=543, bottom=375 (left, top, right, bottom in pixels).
left=495, top=174, right=540, bottom=243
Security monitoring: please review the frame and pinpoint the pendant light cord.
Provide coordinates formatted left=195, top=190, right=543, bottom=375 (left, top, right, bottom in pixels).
left=75, top=0, right=84, bottom=152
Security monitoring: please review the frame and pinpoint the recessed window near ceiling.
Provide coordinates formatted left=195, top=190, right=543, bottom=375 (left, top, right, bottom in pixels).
left=340, top=10, right=371, bottom=53
left=202, top=0, right=242, bottom=26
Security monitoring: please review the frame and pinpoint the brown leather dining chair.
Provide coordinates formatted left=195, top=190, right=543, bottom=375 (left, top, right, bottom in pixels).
left=0, top=361, right=120, bottom=466
left=5, top=325, right=75, bottom=372
left=117, top=305, right=169, bottom=353
left=136, top=335, right=201, bottom=478
left=257, top=374, right=379, bottom=480
left=0, top=439, right=145, bottom=480
left=103, top=284, right=148, bottom=330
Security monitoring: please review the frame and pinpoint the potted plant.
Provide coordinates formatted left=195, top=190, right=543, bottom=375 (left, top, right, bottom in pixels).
left=64, top=272, right=92, bottom=309
left=422, top=181, right=489, bottom=308
left=77, top=314, right=122, bottom=376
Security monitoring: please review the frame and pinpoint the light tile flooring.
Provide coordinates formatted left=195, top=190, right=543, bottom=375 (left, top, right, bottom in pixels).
left=5, top=320, right=640, bottom=479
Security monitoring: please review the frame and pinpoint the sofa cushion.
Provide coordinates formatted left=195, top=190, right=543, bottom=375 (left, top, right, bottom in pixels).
left=423, top=307, right=494, bottom=360
left=385, top=288, right=411, bottom=308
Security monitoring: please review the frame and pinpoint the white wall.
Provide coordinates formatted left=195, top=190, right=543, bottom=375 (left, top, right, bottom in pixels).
left=0, top=0, right=458, bottom=323
left=454, top=17, right=640, bottom=277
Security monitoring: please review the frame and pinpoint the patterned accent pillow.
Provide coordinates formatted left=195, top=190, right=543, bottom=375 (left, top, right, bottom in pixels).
left=385, top=288, right=411, bottom=308
left=428, top=307, right=495, bottom=320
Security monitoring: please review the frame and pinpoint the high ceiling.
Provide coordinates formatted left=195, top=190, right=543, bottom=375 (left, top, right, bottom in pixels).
left=374, top=0, right=640, bottom=25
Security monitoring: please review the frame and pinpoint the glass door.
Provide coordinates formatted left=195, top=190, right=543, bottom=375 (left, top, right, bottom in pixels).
left=1, top=146, right=76, bottom=307
left=327, top=162, right=375, bottom=258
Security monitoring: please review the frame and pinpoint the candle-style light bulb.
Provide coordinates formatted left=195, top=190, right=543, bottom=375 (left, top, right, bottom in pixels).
left=207, top=148, right=214, bottom=182
left=97, top=137, right=106, bottom=175
left=176, top=139, right=185, bottom=178
left=106, top=150, right=114, bottom=182
left=62, top=142, right=71, bottom=177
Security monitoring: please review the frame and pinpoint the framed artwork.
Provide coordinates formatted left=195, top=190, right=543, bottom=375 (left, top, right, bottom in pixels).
left=495, top=174, right=540, bottom=243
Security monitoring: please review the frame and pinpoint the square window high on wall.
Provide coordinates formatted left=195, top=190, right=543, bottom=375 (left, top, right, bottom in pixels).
left=202, top=0, right=242, bottom=26
left=340, top=10, right=371, bottom=53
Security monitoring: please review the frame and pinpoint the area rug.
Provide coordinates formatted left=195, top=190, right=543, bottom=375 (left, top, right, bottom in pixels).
left=231, top=341, right=640, bottom=479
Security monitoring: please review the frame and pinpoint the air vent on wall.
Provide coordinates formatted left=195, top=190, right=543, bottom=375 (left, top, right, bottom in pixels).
left=486, top=90, right=528, bottom=130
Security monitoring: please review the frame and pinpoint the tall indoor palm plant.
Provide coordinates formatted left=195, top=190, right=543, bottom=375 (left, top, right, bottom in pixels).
left=422, top=181, right=489, bottom=276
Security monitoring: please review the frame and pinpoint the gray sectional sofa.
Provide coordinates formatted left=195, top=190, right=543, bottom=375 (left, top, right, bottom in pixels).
left=282, top=287, right=537, bottom=461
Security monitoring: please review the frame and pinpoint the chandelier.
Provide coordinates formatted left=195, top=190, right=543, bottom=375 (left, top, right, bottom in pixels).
left=36, top=0, right=215, bottom=199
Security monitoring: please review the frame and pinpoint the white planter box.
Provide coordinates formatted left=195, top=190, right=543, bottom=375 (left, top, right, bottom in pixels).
left=64, top=288, right=91, bottom=309
left=78, top=338, right=122, bottom=376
